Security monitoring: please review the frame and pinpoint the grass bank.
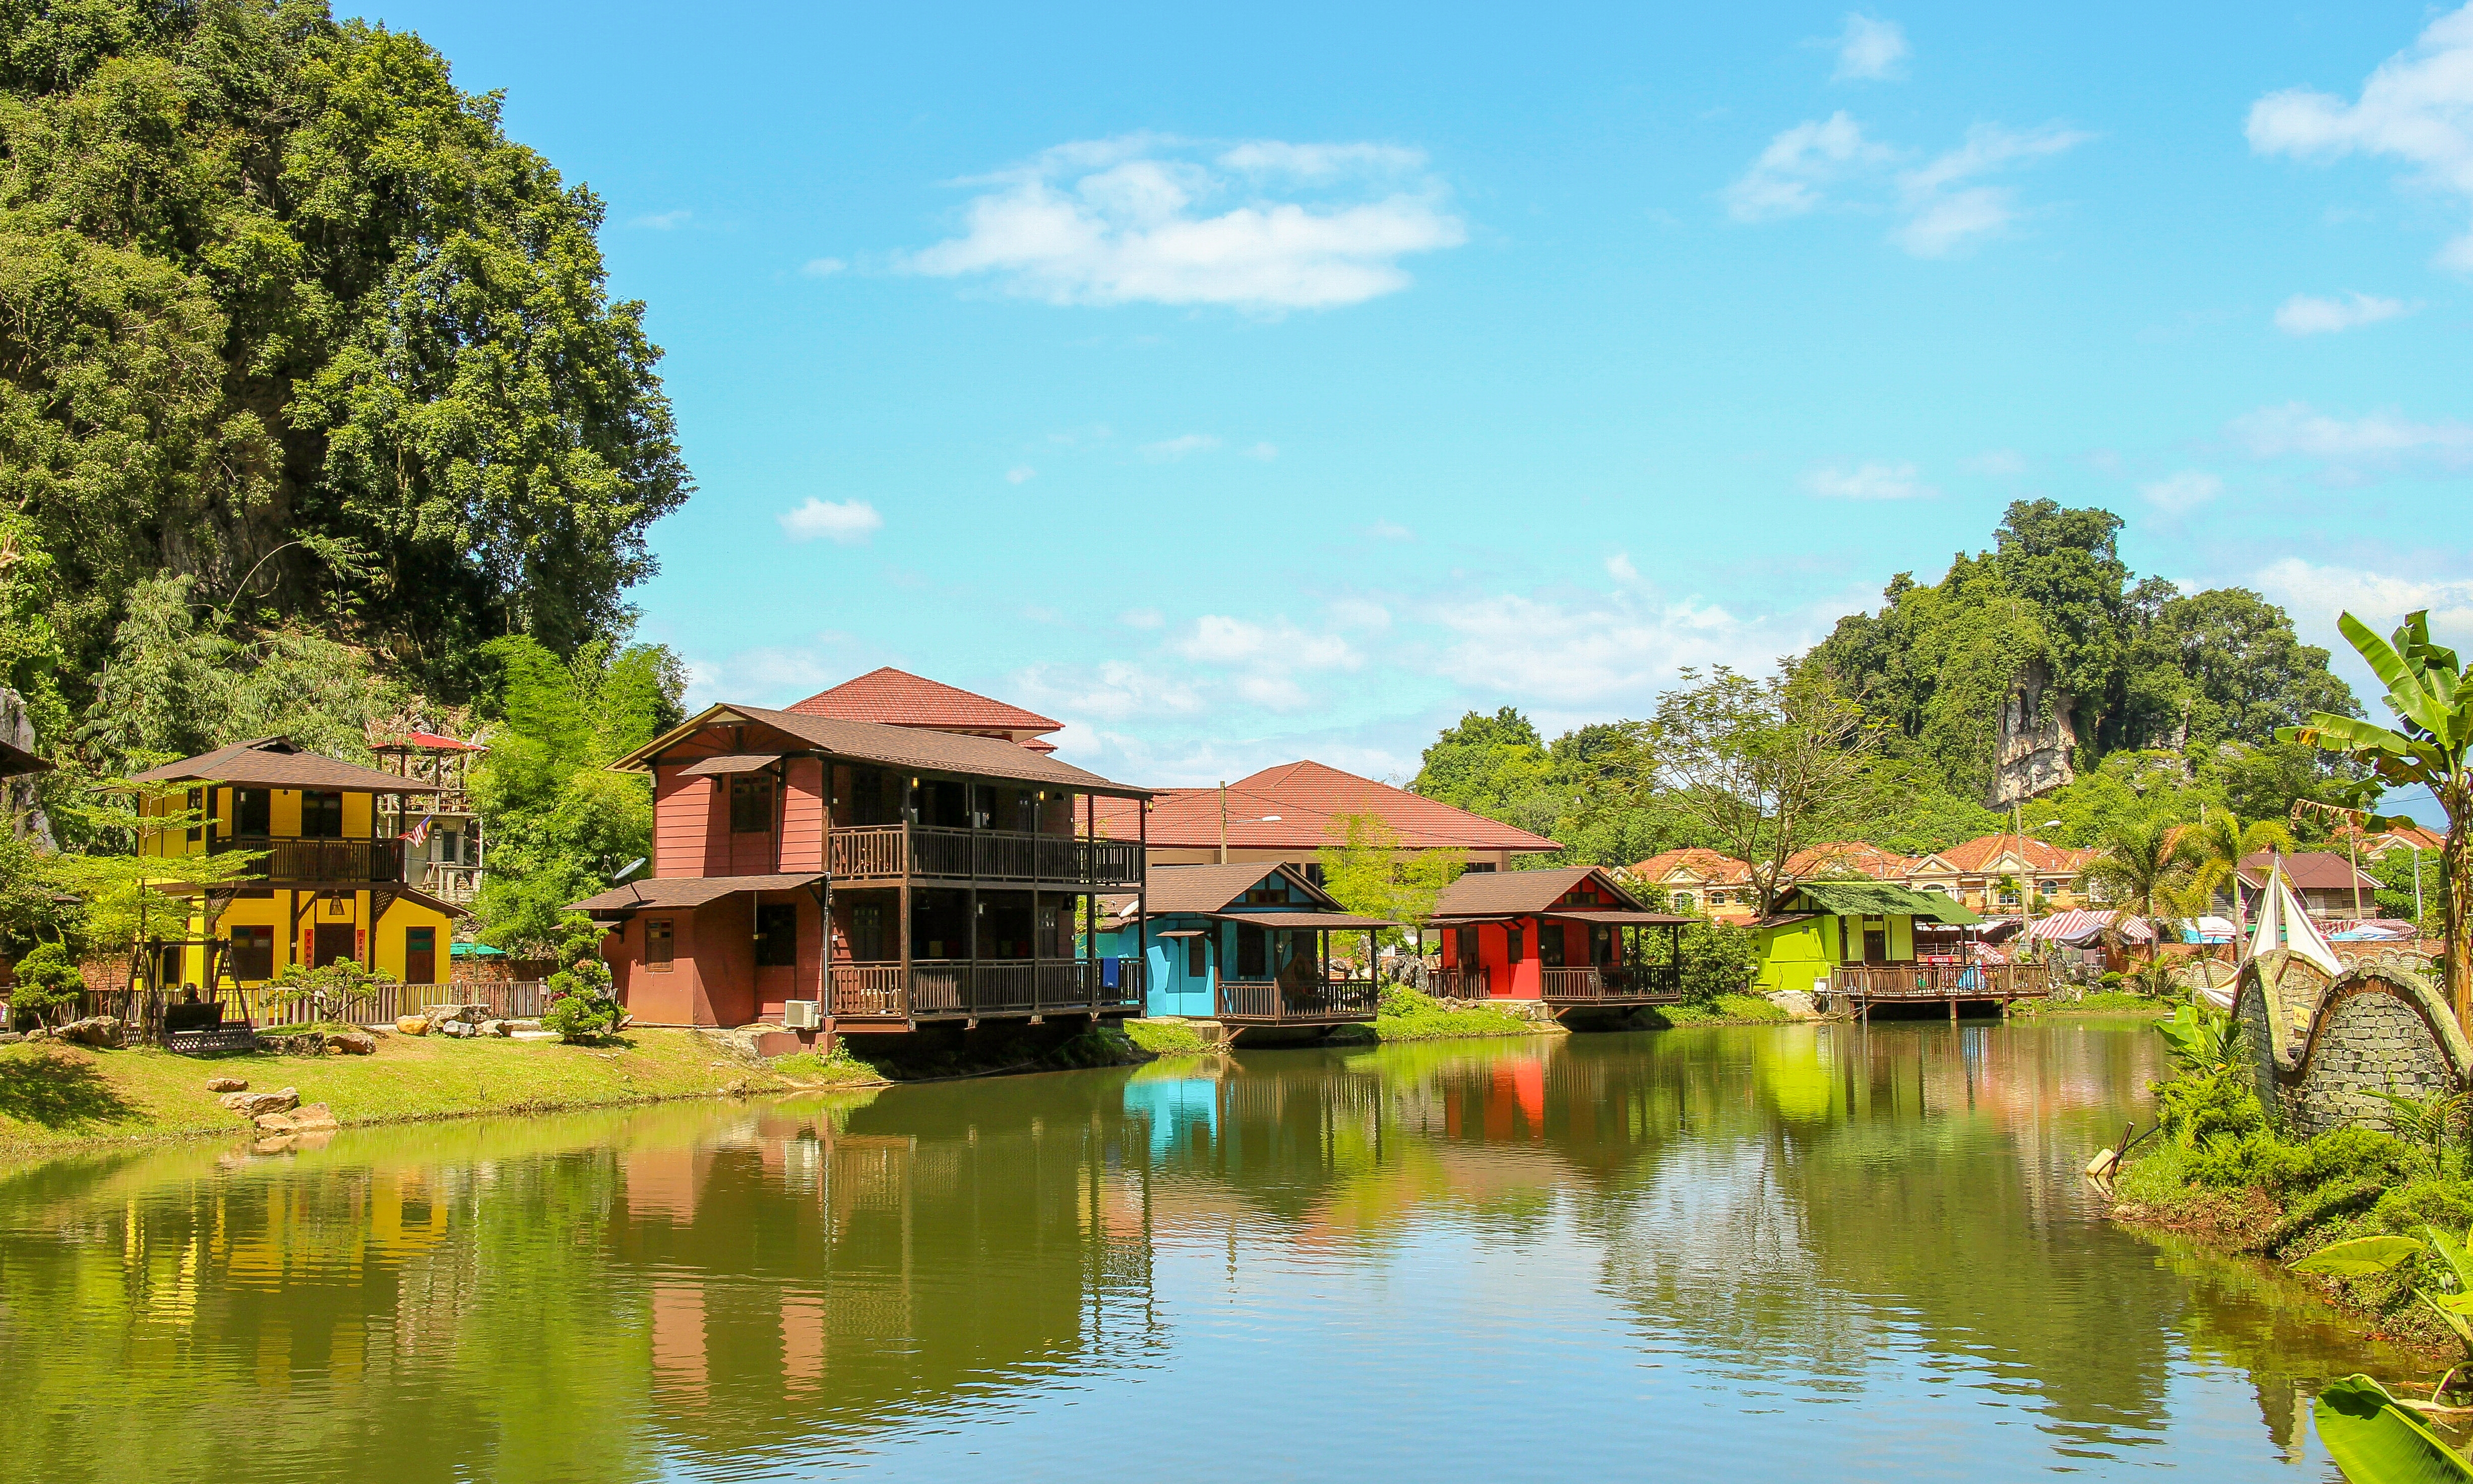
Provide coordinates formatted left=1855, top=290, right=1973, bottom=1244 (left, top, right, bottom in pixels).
left=1641, top=993, right=1794, bottom=1027
left=0, top=1027, right=809, bottom=1159
left=2016, top=990, right=2178, bottom=1018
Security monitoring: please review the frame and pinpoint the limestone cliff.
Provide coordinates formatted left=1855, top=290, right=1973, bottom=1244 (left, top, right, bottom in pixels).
left=1988, top=660, right=2076, bottom=806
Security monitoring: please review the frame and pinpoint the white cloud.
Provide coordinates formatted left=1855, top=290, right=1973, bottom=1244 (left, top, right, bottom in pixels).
left=1177, top=615, right=1357, bottom=670
left=2273, top=291, right=2411, bottom=334
left=2228, top=402, right=2473, bottom=473
left=1140, top=434, right=1221, bottom=461
left=1120, top=607, right=1164, bottom=630
left=1242, top=441, right=1280, bottom=460
left=2250, top=558, right=2473, bottom=644
left=632, top=209, right=692, bottom=230
left=2139, top=470, right=2222, bottom=514
left=800, top=257, right=847, bottom=278
left=1236, top=674, right=1312, bottom=711
left=1368, top=520, right=1414, bottom=541
left=777, top=498, right=885, bottom=544
left=1005, top=465, right=1037, bottom=484
left=1960, top=448, right=2027, bottom=475
left=1832, top=14, right=1910, bottom=82
left=1327, top=597, right=1391, bottom=631
left=1010, top=660, right=1206, bottom=724
left=684, top=642, right=856, bottom=709
left=1423, top=586, right=1845, bottom=710
left=1605, top=553, right=1642, bottom=583
left=1803, top=461, right=1936, bottom=500
left=1723, top=112, right=1892, bottom=221
left=1892, top=123, right=2091, bottom=257
left=2248, top=5, right=2473, bottom=269
left=899, top=134, right=1466, bottom=310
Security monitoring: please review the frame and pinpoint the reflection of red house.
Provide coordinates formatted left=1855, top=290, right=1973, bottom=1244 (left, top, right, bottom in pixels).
left=1428, top=867, right=1689, bottom=1017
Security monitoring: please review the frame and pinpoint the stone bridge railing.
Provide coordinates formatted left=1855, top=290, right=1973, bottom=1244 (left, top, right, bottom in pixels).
left=2232, top=949, right=2473, bottom=1137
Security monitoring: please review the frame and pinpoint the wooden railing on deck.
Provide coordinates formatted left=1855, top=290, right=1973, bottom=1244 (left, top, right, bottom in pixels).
left=1538, top=965, right=1683, bottom=1004
left=1430, top=967, right=1489, bottom=1001
left=1832, top=963, right=2052, bottom=1000
left=1214, top=978, right=1380, bottom=1022
left=830, top=960, right=1144, bottom=1019
left=825, top=825, right=1143, bottom=887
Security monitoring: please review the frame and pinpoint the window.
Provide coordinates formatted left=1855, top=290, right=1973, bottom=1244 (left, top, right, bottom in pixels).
left=236, top=787, right=270, bottom=836
left=730, top=775, right=774, bottom=834
left=1187, top=937, right=1207, bottom=977
left=1506, top=925, right=1525, bottom=962
left=755, top=902, right=798, bottom=967
left=1539, top=924, right=1565, bottom=967
left=645, top=918, right=674, bottom=971
left=1237, top=922, right=1268, bottom=978
left=227, top=925, right=274, bottom=982
left=187, top=788, right=205, bottom=846
left=300, top=790, right=344, bottom=839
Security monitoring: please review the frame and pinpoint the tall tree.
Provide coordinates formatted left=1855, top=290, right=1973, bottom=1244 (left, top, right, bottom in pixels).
left=2282, top=611, right=2473, bottom=1027
left=2082, top=814, right=2201, bottom=980
left=1650, top=664, right=1886, bottom=915
left=2182, top=809, right=2297, bottom=951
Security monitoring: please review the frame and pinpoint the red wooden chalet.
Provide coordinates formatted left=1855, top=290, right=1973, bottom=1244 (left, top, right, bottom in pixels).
left=1428, top=867, right=1690, bottom=1018
left=571, top=703, right=1151, bottom=1044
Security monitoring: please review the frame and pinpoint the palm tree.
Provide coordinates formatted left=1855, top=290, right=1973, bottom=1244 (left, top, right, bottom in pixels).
left=2084, top=814, right=2203, bottom=984
left=2183, top=808, right=2298, bottom=958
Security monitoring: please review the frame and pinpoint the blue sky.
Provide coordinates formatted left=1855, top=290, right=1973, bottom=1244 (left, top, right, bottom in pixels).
left=370, top=1, right=2473, bottom=789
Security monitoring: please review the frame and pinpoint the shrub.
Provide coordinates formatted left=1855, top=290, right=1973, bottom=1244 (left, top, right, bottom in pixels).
left=2156, top=1069, right=2267, bottom=1147
left=542, top=955, right=621, bottom=1042
left=8, top=943, right=85, bottom=1029
left=1679, top=920, right=1758, bottom=1000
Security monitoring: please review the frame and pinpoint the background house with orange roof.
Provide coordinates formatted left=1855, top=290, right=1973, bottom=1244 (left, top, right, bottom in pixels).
left=1782, top=841, right=1919, bottom=885
left=1098, top=760, right=1560, bottom=882
left=786, top=667, right=1066, bottom=752
left=1905, top=834, right=2094, bottom=914
left=1628, top=848, right=1758, bottom=921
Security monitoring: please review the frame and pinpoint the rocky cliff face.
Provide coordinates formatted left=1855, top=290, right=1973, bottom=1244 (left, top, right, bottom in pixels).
left=1989, top=660, right=2076, bottom=806
left=2, top=687, right=57, bottom=849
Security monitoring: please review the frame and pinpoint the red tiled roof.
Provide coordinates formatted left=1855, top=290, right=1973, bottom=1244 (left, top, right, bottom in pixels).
left=2238, top=851, right=2379, bottom=892
left=1927, top=834, right=2092, bottom=874
left=785, top=667, right=1060, bottom=735
left=1094, top=760, right=1561, bottom=853
left=2358, top=823, right=2445, bottom=854
left=1783, top=841, right=1917, bottom=881
left=1630, top=847, right=1754, bottom=885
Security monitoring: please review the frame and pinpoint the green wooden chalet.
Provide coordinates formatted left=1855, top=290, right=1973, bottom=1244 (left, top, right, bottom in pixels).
left=1747, top=880, right=1984, bottom=996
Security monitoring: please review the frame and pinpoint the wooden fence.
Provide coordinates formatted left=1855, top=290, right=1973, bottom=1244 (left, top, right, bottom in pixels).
left=75, top=980, right=551, bottom=1041
left=1214, top=978, right=1380, bottom=1023
left=829, top=960, right=1143, bottom=1020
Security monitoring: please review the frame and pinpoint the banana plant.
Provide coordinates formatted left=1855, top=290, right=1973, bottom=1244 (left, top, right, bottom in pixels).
left=2295, top=1228, right=2473, bottom=1398
left=2281, top=610, right=2472, bottom=1030
left=2314, top=1375, right=2473, bottom=1482
left=2155, top=1003, right=2242, bottom=1077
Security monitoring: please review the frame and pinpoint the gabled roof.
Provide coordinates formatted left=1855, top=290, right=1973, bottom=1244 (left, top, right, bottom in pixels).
left=1433, top=866, right=1676, bottom=919
left=1921, top=834, right=2091, bottom=875
left=612, top=705, right=1149, bottom=797
left=1137, top=861, right=1341, bottom=916
left=2357, top=823, right=2445, bottom=855
left=1783, top=841, right=1917, bottom=881
left=126, top=737, right=442, bottom=793
left=1787, top=880, right=1983, bottom=925
left=1096, top=760, right=1561, bottom=854
left=1630, top=847, right=1753, bottom=886
left=784, top=667, right=1061, bottom=736
left=2237, top=851, right=2379, bottom=892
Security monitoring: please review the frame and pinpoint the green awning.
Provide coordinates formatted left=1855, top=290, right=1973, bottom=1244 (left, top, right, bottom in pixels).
left=1788, top=881, right=1983, bottom=926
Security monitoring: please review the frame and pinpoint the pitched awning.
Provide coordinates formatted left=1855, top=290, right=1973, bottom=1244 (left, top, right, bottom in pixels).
left=1204, top=911, right=1398, bottom=930
left=1790, top=881, right=1983, bottom=925
left=1537, top=910, right=1692, bottom=926
left=675, top=753, right=784, bottom=777
left=566, top=873, right=825, bottom=915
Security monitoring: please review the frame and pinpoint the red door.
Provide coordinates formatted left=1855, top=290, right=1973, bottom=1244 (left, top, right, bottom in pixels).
left=313, top=923, right=356, bottom=968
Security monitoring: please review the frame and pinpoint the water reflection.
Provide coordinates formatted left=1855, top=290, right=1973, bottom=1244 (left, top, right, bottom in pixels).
left=0, top=1022, right=2424, bottom=1481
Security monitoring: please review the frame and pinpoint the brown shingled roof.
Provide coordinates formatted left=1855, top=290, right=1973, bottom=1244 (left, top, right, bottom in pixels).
left=1433, top=866, right=1680, bottom=919
left=567, top=873, right=825, bottom=914
left=784, top=667, right=1061, bottom=735
left=1095, top=760, right=1560, bottom=853
left=126, top=737, right=441, bottom=793
left=614, top=705, right=1150, bottom=797
left=1136, top=861, right=1341, bottom=916
left=2237, top=851, right=2379, bottom=892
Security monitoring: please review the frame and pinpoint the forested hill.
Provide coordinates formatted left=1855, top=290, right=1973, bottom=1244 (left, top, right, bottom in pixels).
left=0, top=0, right=688, bottom=762
left=1411, top=502, right=2365, bottom=866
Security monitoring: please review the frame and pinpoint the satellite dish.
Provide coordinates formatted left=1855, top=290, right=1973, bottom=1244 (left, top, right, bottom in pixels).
left=612, top=857, right=647, bottom=882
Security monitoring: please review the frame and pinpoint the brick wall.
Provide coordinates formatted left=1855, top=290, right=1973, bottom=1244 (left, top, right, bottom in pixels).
left=2234, top=952, right=2471, bottom=1137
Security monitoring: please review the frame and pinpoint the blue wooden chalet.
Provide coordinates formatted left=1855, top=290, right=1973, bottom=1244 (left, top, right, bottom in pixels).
left=1094, top=861, right=1394, bottom=1035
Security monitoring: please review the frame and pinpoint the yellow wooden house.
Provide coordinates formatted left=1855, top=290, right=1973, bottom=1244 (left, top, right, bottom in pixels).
left=129, top=737, right=466, bottom=991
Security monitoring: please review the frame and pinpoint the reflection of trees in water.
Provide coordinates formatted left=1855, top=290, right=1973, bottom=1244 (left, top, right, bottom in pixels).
left=0, top=1083, right=1164, bottom=1480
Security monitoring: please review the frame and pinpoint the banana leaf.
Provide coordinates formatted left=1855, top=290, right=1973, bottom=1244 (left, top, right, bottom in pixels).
left=2315, top=1374, right=2473, bottom=1483
left=2292, top=1236, right=2428, bottom=1277
left=2431, top=1227, right=2473, bottom=1293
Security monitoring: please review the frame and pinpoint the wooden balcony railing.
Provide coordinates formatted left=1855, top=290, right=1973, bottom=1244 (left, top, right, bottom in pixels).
left=1430, top=967, right=1490, bottom=1001
left=1539, top=964, right=1683, bottom=1005
left=1214, top=978, right=1380, bottom=1024
left=220, top=835, right=406, bottom=885
left=825, top=825, right=1142, bottom=888
left=1831, top=963, right=2053, bottom=1000
left=829, top=959, right=1145, bottom=1020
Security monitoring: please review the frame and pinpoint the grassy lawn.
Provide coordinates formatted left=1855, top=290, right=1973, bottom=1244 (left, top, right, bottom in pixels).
left=0, top=1027, right=787, bottom=1158
left=1646, top=993, right=1794, bottom=1027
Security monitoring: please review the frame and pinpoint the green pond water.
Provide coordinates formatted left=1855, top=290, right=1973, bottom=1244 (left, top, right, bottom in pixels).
left=0, top=1018, right=2432, bottom=1481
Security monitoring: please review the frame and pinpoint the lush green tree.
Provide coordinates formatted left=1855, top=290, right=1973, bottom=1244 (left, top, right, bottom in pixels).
left=0, top=0, right=690, bottom=731
left=2182, top=809, right=2297, bottom=946
left=2083, top=814, right=2203, bottom=978
left=468, top=635, right=681, bottom=956
left=2282, top=610, right=2473, bottom=1026
left=1412, top=707, right=1557, bottom=821
left=1316, top=813, right=1465, bottom=961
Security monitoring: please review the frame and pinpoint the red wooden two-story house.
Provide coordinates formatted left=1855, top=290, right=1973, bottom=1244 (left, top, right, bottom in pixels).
left=1428, top=867, right=1689, bottom=1018
left=571, top=704, right=1152, bottom=1043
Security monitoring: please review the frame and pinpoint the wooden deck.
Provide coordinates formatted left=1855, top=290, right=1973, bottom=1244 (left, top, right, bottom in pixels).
left=1213, top=978, right=1380, bottom=1026
left=824, top=825, right=1142, bottom=889
left=830, top=959, right=1144, bottom=1026
left=1832, top=963, right=2053, bottom=1019
left=1539, top=965, right=1683, bottom=1008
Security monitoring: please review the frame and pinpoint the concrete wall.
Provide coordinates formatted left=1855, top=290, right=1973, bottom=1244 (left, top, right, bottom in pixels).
left=2234, top=950, right=2472, bottom=1138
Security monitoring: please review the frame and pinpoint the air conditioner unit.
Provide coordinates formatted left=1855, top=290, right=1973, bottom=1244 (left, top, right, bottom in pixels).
left=782, top=1000, right=823, bottom=1030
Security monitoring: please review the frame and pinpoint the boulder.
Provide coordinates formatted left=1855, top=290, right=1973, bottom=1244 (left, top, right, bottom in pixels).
left=505, top=1020, right=545, bottom=1034
left=439, top=1019, right=478, bottom=1039
left=0, top=1031, right=21, bottom=1046
left=511, top=1030, right=562, bottom=1041
left=325, top=1031, right=377, bottom=1056
left=220, top=1087, right=298, bottom=1117
left=1765, top=991, right=1819, bottom=1021
left=396, top=1016, right=430, bottom=1035
left=57, top=1016, right=126, bottom=1048
left=204, top=1077, right=249, bottom=1093
left=289, top=1102, right=339, bottom=1132
left=254, top=1111, right=297, bottom=1134
left=478, top=1019, right=510, bottom=1038
left=423, top=1003, right=488, bottom=1025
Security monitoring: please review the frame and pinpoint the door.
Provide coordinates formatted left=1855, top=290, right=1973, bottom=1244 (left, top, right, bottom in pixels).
left=1864, top=924, right=1888, bottom=963
left=404, top=926, right=436, bottom=986
left=313, top=923, right=357, bottom=968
